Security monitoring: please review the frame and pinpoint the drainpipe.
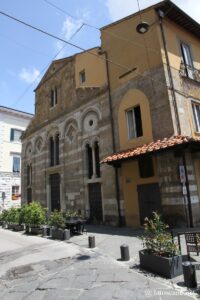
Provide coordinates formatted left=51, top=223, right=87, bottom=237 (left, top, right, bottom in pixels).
left=99, top=49, right=123, bottom=226
left=158, top=10, right=181, bottom=135
left=158, top=10, right=193, bottom=227
left=182, top=152, right=194, bottom=227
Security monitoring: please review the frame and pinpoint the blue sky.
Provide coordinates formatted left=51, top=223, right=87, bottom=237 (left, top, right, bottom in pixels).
left=0, top=0, right=200, bottom=114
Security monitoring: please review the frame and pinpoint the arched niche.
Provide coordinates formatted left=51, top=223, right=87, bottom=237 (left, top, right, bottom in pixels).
left=118, top=89, right=153, bottom=150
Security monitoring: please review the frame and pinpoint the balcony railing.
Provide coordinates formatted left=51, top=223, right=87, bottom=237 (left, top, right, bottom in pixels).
left=179, top=61, right=200, bottom=83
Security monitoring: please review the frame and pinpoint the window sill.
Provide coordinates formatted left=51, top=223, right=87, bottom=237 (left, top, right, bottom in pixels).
left=50, top=105, right=57, bottom=110
left=85, top=177, right=102, bottom=184
left=180, top=74, right=200, bottom=85
left=46, top=164, right=61, bottom=174
left=193, top=131, right=200, bottom=136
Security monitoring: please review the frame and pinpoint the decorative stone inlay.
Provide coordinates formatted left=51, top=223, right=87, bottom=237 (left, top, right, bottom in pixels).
left=35, top=138, right=43, bottom=153
left=66, top=125, right=77, bottom=143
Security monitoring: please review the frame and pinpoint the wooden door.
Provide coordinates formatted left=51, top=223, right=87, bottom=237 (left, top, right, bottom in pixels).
left=137, top=183, right=162, bottom=225
left=88, top=183, right=103, bottom=222
left=50, top=173, right=60, bottom=211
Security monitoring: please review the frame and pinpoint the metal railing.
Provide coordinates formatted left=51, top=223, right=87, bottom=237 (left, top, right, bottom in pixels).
left=179, top=61, right=200, bottom=83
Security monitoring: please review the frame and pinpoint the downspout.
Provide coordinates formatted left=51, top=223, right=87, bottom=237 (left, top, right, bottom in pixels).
left=100, top=49, right=123, bottom=226
left=158, top=10, right=181, bottom=135
left=182, top=152, right=194, bottom=227
left=158, top=10, right=193, bottom=227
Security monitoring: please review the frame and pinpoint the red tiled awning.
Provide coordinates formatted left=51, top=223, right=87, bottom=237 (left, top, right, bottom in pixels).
left=101, top=135, right=200, bottom=164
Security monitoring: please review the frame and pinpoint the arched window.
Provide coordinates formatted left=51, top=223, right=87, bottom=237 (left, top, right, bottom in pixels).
left=27, top=164, right=32, bottom=186
left=49, top=134, right=59, bottom=166
left=94, top=141, right=100, bottom=178
left=86, top=144, right=93, bottom=179
left=50, top=87, right=57, bottom=108
left=27, top=164, right=32, bottom=204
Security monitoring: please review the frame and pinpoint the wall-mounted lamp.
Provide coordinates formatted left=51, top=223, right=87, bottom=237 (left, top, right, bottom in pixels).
left=136, top=21, right=150, bottom=34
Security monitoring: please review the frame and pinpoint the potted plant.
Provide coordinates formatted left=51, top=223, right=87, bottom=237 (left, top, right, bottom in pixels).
left=139, top=212, right=182, bottom=278
left=0, top=210, right=9, bottom=228
left=23, top=202, right=46, bottom=234
left=6, top=207, right=24, bottom=231
left=6, top=207, right=18, bottom=230
left=49, top=210, right=70, bottom=240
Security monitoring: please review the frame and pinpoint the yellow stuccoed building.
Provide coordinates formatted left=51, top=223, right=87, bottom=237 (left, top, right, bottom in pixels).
left=101, top=0, right=200, bottom=228
left=22, top=0, right=200, bottom=228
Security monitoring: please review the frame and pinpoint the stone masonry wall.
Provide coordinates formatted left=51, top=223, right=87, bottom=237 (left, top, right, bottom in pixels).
left=157, top=151, right=200, bottom=227
left=22, top=55, right=120, bottom=224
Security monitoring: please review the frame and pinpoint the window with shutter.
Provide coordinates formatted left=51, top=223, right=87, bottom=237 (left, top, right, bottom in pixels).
left=126, top=106, right=143, bottom=139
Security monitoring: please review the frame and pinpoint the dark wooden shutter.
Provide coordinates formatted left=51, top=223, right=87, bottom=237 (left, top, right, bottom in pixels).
left=10, top=128, right=14, bottom=141
left=134, top=106, right=143, bottom=137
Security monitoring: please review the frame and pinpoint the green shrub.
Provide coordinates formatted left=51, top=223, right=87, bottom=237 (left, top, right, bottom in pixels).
left=22, top=202, right=46, bottom=226
left=141, top=212, right=179, bottom=257
left=0, top=210, right=9, bottom=222
left=6, top=207, right=21, bottom=225
left=49, top=210, right=65, bottom=229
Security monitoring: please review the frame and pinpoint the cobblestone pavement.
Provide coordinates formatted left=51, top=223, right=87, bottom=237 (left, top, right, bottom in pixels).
left=0, top=227, right=199, bottom=299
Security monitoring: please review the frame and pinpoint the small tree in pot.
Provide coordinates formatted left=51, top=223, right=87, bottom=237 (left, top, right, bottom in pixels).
left=139, top=212, right=182, bottom=278
left=0, top=209, right=9, bottom=228
left=49, top=210, right=69, bottom=240
left=6, top=207, right=24, bottom=231
left=23, top=202, right=46, bottom=234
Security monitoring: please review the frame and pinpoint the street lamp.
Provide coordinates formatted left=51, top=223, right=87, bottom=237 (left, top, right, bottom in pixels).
left=136, top=22, right=150, bottom=34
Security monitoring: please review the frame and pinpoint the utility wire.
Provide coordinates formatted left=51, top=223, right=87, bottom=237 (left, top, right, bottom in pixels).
left=0, top=10, right=190, bottom=99
left=12, top=23, right=85, bottom=108
left=43, top=0, right=161, bottom=55
left=0, top=11, right=133, bottom=72
left=0, top=33, right=48, bottom=57
left=43, top=0, right=185, bottom=77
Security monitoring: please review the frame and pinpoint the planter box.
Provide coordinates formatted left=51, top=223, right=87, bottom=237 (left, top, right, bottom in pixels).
left=7, top=224, right=15, bottom=230
left=2, top=221, right=7, bottom=229
left=139, top=250, right=183, bottom=278
left=51, top=228, right=70, bottom=241
left=13, top=224, right=24, bottom=232
left=29, top=226, right=42, bottom=235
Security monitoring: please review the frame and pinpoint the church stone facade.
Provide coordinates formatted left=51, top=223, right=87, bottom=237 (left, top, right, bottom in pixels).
left=21, top=48, right=123, bottom=224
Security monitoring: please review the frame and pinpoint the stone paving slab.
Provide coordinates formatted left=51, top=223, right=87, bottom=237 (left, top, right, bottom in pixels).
left=0, top=227, right=199, bottom=299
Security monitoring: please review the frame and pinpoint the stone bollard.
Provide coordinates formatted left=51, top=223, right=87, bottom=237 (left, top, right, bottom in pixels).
left=88, top=236, right=95, bottom=248
left=64, top=229, right=71, bottom=240
left=42, top=226, right=51, bottom=237
left=120, top=244, right=130, bottom=261
left=182, top=261, right=197, bottom=288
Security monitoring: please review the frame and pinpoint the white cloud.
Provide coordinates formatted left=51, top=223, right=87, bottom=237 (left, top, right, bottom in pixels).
left=19, top=67, right=40, bottom=84
left=105, top=0, right=200, bottom=23
left=54, top=16, right=83, bottom=58
left=62, top=16, right=83, bottom=40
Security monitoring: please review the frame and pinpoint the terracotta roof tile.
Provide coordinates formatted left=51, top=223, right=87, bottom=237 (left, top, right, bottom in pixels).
left=101, top=135, right=200, bottom=164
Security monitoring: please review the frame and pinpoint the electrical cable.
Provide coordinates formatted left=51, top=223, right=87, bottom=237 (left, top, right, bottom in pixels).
left=0, top=10, right=191, bottom=100
left=42, top=0, right=192, bottom=96
left=12, top=23, right=84, bottom=108
left=43, top=0, right=181, bottom=76
left=0, top=33, right=49, bottom=57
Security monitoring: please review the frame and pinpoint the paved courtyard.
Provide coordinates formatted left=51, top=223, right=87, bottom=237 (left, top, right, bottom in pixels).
left=0, top=226, right=199, bottom=299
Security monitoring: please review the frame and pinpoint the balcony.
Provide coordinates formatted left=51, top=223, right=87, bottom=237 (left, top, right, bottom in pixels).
left=179, top=61, right=200, bottom=83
